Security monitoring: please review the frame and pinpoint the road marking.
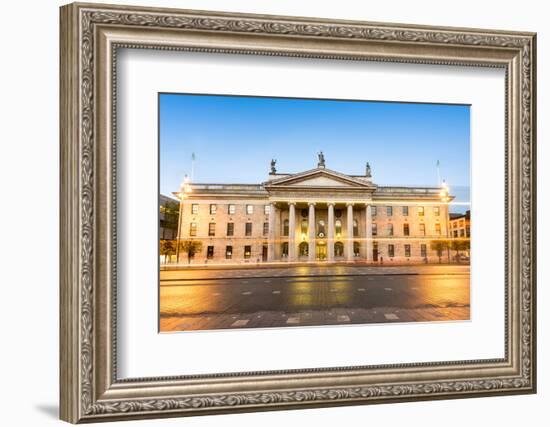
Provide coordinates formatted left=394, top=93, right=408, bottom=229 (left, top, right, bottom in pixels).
left=242, top=291, right=252, bottom=295
left=213, top=292, right=221, bottom=296
left=242, top=281, right=249, bottom=284
left=264, top=280, right=271, bottom=283
left=384, top=313, right=399, bottom=320
left=330, top=289, right=338, bottom=293
left=272, top=290, right=281, bottom=294
left=337, top=315, right=350, bottom=322
left=231, top=319, right=249, bottom=327
left=388, top=277, right=394, bottom=280
left=357, top=288, right=366, bottom=292
left=411, top=287, right=418, bottom=290
left=384, top=288, right=393, bottom=291
left=367, top=277, right=375, bottom=281
left=286, top=316, right=300, bottom=324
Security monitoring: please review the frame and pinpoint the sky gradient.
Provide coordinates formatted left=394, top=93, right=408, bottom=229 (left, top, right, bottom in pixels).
left=159, top=93, right=470, bottom=213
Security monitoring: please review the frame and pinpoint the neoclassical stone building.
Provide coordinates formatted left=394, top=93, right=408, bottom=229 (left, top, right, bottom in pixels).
left=174, top=158, right=453, bottom=264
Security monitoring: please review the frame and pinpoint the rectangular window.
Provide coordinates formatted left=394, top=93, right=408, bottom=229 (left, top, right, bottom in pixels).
left=246, top=204, right=254, bottom=215
left=405, top=244, right=411, bottom=257
left=228, top=204, right=236, bottom=215
left=226, top=222, right=234, bottom=236
left=245, top=222, right=252, bottom=236
left=208, top=222, right=215, bottom=236
left=189, top=222, right=197, bottom=236
left=388, top=244, right=395, bottom=258
left=207, top=246, right=214, bottom=259
left=371, top=206, right=377, bottom=217
left=244, top=245, right=251, bottom=259
left=454, top=230, right=458, bottom=238
left=387, top=223, right=394, bottom=236
left=225, top=245, right=232, bottom=259
left=403, top=206, right=409, bottom=216
left=421, top=244, right=427, bottom=257
left=371, top=223, right=377, bottom=236
left=263, top=222, right=269, bottom=236
left=435, top=223, right=442, bottom=235
left=264, top=204, right=270, bottom=215
left=434, top=206, right=440, bottom=216
left=191, top=204, right=198, bottom=214
left=460, top=229, right=465, bottom=237
left=387, top=206, right=393, bottom=217
left=403, top=223, right=410, bottom=236
left=209, top=204, right=217, bottom=215
left=418, top=206, right=425, bottom=216
left=466, top=225, right=471, bottom=237
left=419, top=223, right=426, bottom=236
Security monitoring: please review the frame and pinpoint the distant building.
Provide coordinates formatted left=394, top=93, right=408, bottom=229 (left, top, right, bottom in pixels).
left=159, top=194, right=179, bottom=240
left=449, top=210, right=470, bottom=239
left=173, top=156, right=455, bottom=265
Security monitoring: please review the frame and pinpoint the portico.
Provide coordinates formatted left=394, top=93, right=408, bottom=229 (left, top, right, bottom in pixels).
left=264, top=167, right=376, bottom=262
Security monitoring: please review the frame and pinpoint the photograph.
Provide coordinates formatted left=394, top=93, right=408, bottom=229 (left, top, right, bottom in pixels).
left=159, top=93, right=471, bottom=332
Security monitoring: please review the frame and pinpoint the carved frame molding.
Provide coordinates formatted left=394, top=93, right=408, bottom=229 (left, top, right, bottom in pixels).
left=60, top=2, right=536, bottom=423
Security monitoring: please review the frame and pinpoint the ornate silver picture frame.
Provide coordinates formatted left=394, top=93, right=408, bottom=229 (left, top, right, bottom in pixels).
left=60, top=2, right=536, bottom=423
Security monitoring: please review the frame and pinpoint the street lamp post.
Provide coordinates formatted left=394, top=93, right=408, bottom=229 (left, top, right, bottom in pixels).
left=175, top=175, right=191, bottom=265
left=439, top=181, right=451, bottom=264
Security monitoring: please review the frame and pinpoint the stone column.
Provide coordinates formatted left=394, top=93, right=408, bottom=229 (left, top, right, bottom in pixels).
left=346, top=203, right=354, bottom=261
left=267, top=202, right=276, bottom=262
left=288, top=202, right=296, bottom=261
left=308, top=202, right=316, bottom=262
left=327, top=203, right=335, bottom=262
left=365, top=203, right=373, bottom=262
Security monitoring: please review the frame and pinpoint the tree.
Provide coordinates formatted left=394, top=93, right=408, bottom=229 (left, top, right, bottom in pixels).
left=450, top=240, right=463, bottom=263
left=178, top=240, right=203, bottom=264
left=430, top=239, right=450, bottom=264
left=451, top=239, right=470, bottom=263
left=159, top=239, right=175, bottom=264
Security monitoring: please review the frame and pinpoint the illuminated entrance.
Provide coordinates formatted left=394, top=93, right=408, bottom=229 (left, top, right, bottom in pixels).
left=316, top=241, right=327, bottom=261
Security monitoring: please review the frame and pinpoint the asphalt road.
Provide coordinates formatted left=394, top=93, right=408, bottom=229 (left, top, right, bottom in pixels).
left=160, top=265, right=470, bottom=331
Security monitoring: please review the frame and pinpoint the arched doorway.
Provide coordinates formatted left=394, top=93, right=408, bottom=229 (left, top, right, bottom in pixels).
left=316, top=241, right=327, bottom=260
left=334, top=241, right=344, bottom=257
left=299, top=241, right=308, bottom=257
left=353, top=241, right=360, bottom=257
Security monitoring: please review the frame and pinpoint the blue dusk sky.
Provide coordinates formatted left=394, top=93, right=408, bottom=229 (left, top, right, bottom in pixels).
left=159, top=93, right=470, bottom=213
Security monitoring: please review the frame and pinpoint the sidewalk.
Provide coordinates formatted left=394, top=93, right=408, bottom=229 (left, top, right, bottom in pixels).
left=160, top=263, right=470, bottom=283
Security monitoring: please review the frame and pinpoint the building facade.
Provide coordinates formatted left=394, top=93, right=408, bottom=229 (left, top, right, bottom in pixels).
left=159, top=194, right=179, bottom=240
left=174, top=161, right=453, bottom=265
left=449, top=210, right=471, bottom=239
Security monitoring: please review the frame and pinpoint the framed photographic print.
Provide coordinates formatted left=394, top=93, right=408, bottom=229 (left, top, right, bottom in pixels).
left=60, top=2, right=537, bottom=423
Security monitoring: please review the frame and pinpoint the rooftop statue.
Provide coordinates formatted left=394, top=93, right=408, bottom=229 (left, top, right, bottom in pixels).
left=317, top=151, right=326, bottom=168
left=366, top=162, right=372, bottom=177
left=270, top=158, right=277, bottom=174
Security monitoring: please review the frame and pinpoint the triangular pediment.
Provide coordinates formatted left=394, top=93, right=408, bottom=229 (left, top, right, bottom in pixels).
left=265, top=168, right=372, bottom=189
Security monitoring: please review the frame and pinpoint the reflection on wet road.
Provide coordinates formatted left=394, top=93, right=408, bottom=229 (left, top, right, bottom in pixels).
left=160, top=266, right=470, bottom=331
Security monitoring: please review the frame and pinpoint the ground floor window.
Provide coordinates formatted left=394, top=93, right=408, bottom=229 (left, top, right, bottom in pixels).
left=353, top=241, right=360, bottom=257
left=388, top=244, right=395, bottom=258
left=225, top=245, right=232, bottom=259
left=244, top=245, right=252, bottom=259
left=404, top=244, right=411, bottom=257
left=335, top=241, right=344, bottom=257
left=299, top=241, right=308, bottom=256
left=207, top=245, right=214, bottom=259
